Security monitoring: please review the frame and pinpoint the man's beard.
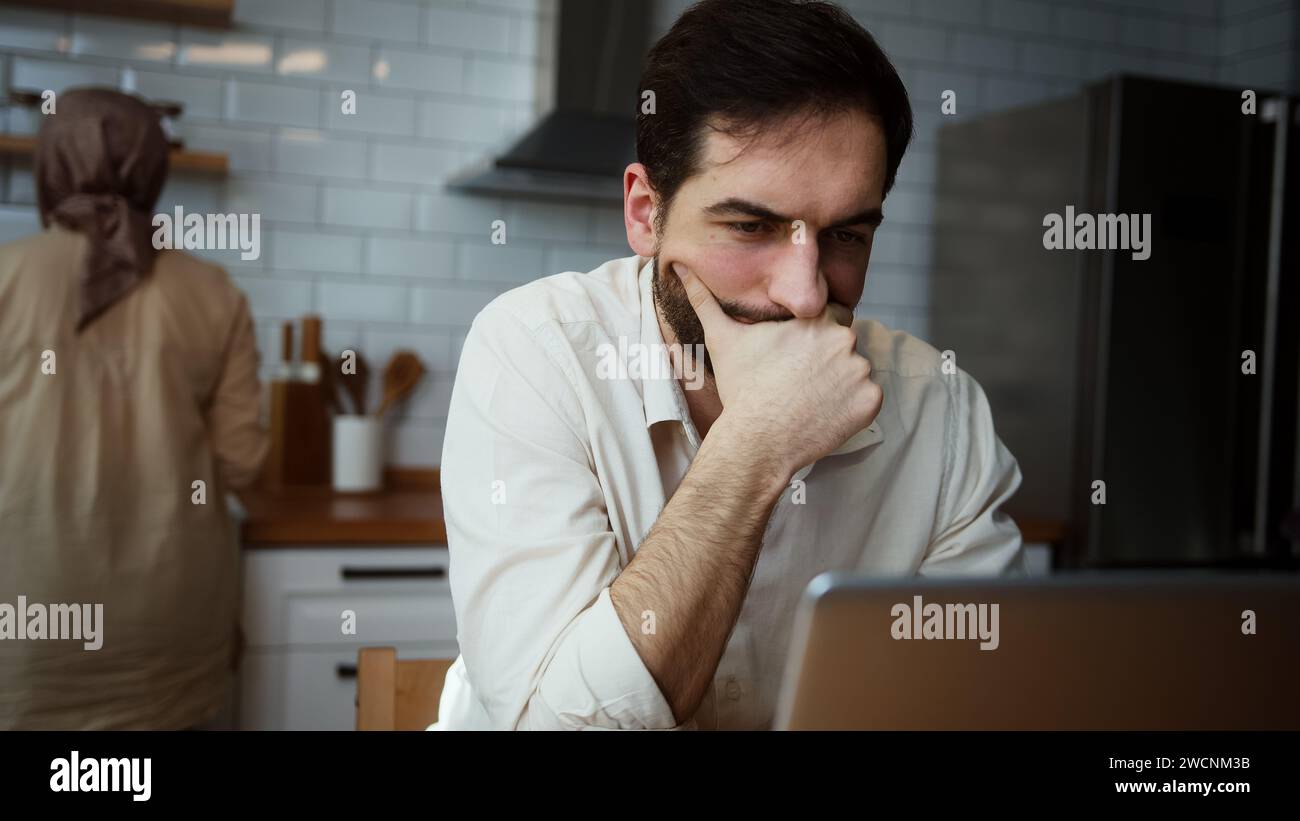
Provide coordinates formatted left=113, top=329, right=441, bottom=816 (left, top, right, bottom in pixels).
left=651, top=252, right=793, bottom=376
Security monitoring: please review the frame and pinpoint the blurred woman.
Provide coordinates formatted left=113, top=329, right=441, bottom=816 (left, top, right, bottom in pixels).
left=0, top=88, right=267, bottom=729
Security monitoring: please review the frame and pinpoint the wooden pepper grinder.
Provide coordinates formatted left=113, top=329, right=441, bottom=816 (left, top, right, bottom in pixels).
left=265, top=315, right=333, bottom=487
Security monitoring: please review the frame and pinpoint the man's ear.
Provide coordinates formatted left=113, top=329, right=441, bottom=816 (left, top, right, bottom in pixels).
left=623, top=163, right=658, bottom=257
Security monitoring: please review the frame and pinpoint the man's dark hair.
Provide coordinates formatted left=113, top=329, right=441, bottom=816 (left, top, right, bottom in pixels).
left=636, top=0, right=912, bottom=225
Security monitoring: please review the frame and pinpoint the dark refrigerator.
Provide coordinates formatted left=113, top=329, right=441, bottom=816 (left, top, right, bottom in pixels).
left=929, top=75, right=1300, bottom=570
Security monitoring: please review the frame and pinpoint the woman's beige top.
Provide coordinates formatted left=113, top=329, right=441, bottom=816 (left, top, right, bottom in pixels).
left=0, top=224, right=268, bottom=729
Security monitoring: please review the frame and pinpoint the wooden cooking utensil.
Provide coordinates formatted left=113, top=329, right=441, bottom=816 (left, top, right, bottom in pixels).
left=338, top=351, right=370, bottom=415
left=374, top=350, right=426, bottom=417
left=317, top=349, right=343, bottom=415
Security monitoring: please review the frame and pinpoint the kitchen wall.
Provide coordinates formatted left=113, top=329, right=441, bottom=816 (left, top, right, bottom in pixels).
left=0, top=0, right=1295, bottom=467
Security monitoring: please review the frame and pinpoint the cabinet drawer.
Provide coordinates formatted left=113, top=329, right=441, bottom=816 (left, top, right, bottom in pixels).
left=284, top=589, right=456, bottom=646
left=242, top=546, right=455, bottom=648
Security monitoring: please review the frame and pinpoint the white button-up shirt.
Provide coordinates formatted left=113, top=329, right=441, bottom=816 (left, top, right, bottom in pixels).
left=433, top=255, right=1024, bottom=730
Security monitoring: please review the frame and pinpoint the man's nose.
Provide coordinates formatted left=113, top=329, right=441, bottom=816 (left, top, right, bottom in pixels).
left=767, top=241, right=827, bottom=319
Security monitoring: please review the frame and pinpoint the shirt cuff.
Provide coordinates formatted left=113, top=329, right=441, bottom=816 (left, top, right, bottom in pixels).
left=530, top=587, right=688, bottom=730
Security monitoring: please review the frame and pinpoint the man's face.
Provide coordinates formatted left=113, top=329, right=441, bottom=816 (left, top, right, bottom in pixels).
left=652, top=107, right=888, bottom=360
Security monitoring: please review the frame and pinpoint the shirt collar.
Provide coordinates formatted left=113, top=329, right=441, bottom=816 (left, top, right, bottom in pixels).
left=634, top=255, right=884, bottom=470
left=637, top=257, right=694, bottom=432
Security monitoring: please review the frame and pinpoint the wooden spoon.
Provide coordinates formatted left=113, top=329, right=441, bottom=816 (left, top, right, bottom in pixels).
left=374, top=350, right=426, bottom=417
left=317, top=349, right=344, bottom=415
left=338, top=351, right=370, bottom=415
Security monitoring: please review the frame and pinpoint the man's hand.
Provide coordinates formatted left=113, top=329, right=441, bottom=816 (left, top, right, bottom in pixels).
left=675, top=263, right=882, bottom=482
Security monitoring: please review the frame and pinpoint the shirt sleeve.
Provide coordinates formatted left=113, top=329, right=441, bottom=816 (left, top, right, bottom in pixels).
left=206, top=290, right=268, bottom=490
left=441, top=305, right=681, bottom=730
left=920, top=368, right=1027, bottom=576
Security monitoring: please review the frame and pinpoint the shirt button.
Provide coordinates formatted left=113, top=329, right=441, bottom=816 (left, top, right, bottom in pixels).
left=724, top=677, right=742, bottom=701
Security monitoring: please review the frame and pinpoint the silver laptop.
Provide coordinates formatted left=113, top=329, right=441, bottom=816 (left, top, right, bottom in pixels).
left=773, top=572, right=1300, bottom=730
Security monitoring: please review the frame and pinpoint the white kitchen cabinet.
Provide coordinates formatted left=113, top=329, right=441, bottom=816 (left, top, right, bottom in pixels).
left=236, top=546, right=458, bottom=730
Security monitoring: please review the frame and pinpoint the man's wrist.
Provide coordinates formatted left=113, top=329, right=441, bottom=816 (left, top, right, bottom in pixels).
left=703, top=411, right=796, bottom=503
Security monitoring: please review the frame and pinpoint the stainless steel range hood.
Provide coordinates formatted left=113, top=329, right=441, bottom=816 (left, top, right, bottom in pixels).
left=448, top=0, right=651, bottom=205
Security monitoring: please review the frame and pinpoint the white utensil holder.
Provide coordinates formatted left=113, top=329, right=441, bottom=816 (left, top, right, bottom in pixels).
left=332, top=415, right=384, bottom=492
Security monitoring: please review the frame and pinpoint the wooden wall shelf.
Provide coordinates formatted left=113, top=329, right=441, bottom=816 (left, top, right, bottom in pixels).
left=0, top=134, right=228, bottom=174
left=0, top=0, right=233, bottom=28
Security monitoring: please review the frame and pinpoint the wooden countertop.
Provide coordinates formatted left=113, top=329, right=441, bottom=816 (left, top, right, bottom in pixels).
left=238, top=468, right=444, bottom=547
left=237, top=466, right=1066, bottom=551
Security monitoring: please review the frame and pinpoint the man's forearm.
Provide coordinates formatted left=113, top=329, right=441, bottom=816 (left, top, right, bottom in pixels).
left=609, top=412, right=790, bottom=724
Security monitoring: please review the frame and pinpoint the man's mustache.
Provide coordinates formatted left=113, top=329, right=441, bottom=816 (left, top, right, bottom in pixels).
left=717, top=300, right=795, bottom=324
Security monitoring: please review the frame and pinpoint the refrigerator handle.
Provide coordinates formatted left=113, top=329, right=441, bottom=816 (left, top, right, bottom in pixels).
left=1252, top=97, right=1290, bottom=556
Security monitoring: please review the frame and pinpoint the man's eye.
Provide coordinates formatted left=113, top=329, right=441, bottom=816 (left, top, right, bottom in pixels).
left=830, top=229, right=868, bottom=246
left=728, top=221, right=770, bottom=236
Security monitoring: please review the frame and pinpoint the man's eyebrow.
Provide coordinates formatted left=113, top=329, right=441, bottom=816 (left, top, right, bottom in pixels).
left=701, top=197, right=884, bottom=228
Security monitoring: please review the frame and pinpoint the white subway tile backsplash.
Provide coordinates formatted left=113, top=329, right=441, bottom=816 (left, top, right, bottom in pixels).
left=322, top=184, right=414, bottom=229
left=225, top=178, right=319, bottom=223
left=12, top=57, right=118, bottom=94
left=318, top=280, right=410, bottom=321
left=323, top=88, right=418, bottom=136
left=543, top=245, right=626, bottom=277
left=278, top=38, right=372, bottom=83
left=419, top=98, right=515, bottom=145
left=865, top=268, right=931, bottom=309
left=912, top=68, right=982, bottom=112
left=505, top=200, right=590, bottom=242
left=409, top=284, right=499, bottom=324
left=590, top=207, right=626, bottom=246
left=914, top=0, right=981, bottom=26
left=373, top=47, right=463, bottom=94
left=0, top=8, right=67, bottom=52
left=6, top=162, right=34, bottom=204
left=226, top=79, right=320, bottom=128
left=1084, top=49, right=1152, bottom=78
left=472, top=0, right=547, bottom=14
left=362, top=327, right=454, bottom=372
left=1120, top=16, right=1187, bottom=54
left=457, top=241, right=544, bottom=283
left=179, top=123, right=274, bottom=172
left=424, top=7, right=512, bottom=54
left=980, top=75, right=1055, bottom=110
left=990, top=0, right=1053, bottom=35
left=1019, top=41, right=1087, bottom=78
left=878, top=21, right=946, bottom=62
left=366, top=236, right=457, bottom=278
left=371, top=142, right=462, bottom=185
left=0, top=208, right=41, bottom=244
left=467, top=56, right=535, bottom=101
left=950, top=32, right=1019, bottom=71
left=156, top=176, right=222, bottom=216
left=271, top=229, right=364, bottom=274
left=231, top=276, right=315, bottom=318
left=233, top=0, right=327, bottom=32
left=331, top=0, right=422, bottom=43
left=6, top=106, right=44, bottom=136
left=510, top=14, right=547, bottom=59
left=178, top=29, right=273, bottom=73
left=274, top=129, right=368, bottom=179
left=1055, top=7, right=1120, bottom=45
left=1222, top=7, right=1295, bottom=56
left=69, top=17, right=174, bottom=63
left=414, top=191, right=509, bottom=236
left=130, top=70, right=224, bottom=118
left=871, top=227, right=933, bottom=270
